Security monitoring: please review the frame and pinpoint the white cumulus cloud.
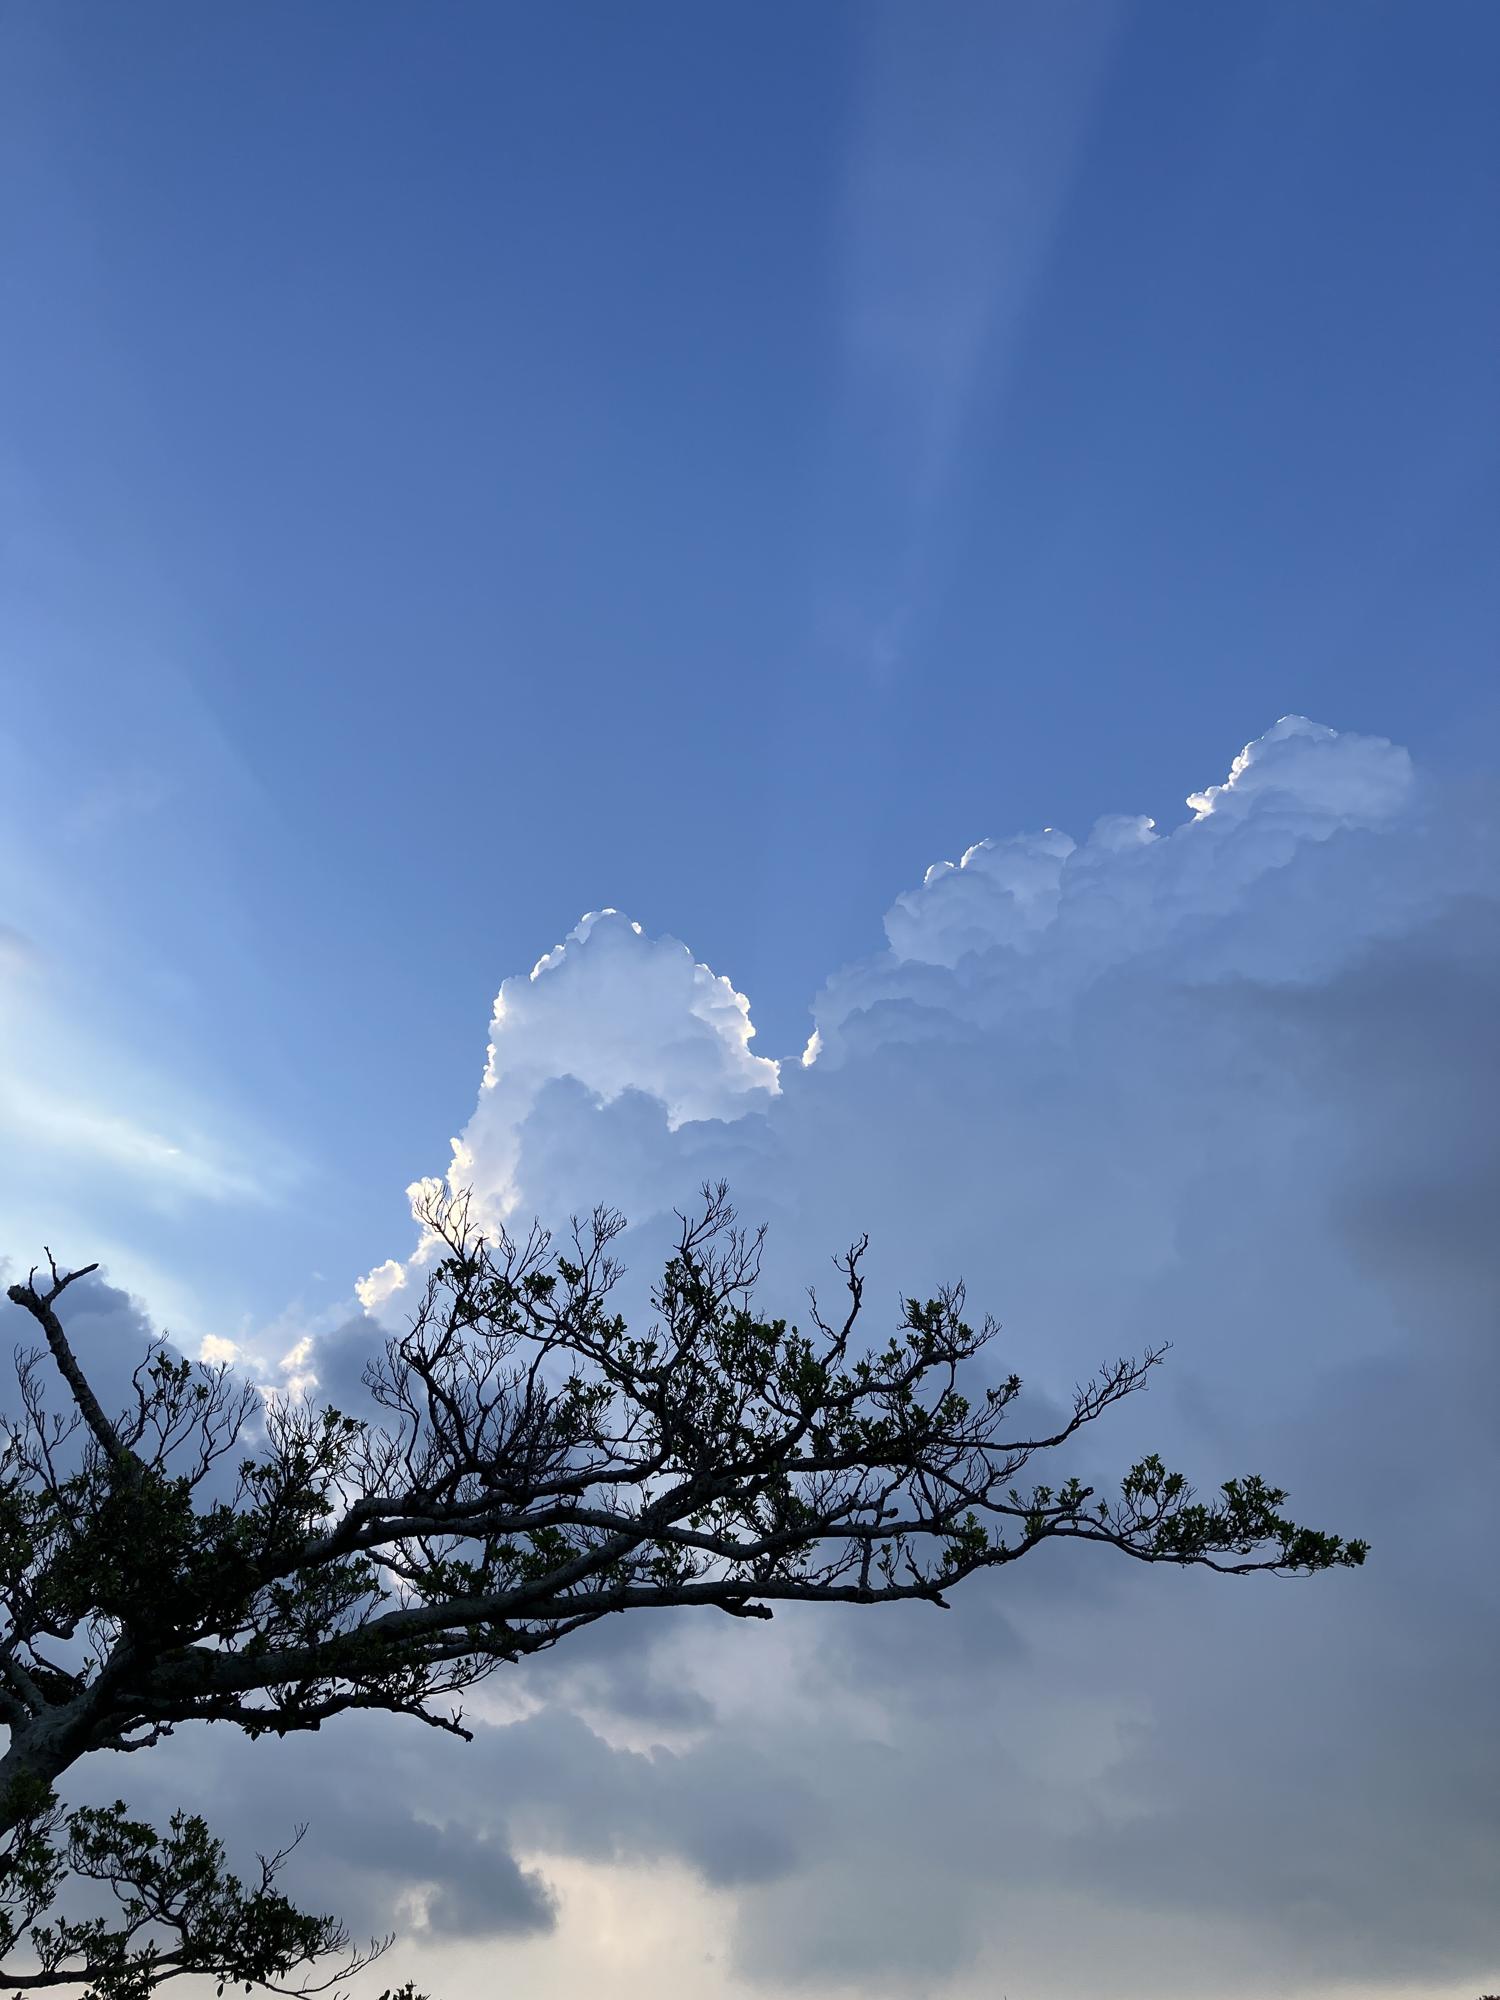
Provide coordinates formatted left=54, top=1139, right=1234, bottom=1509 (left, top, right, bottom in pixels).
left=330, top=716, right=1497, bottom=2000
left=361, top=909, right=779, bottom=1316
left=809, top=715, right=1418, bottom=1064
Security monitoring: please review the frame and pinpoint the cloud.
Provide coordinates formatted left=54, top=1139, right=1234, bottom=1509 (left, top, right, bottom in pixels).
left=57, top=1719, right=558, bottom=1949
left=830, top=713, right=1415, bottom=1005
left=18, top=718, right=1495, bottom=2000
left=1183, top=712, right=1413, bottom=824
left=839, top=1, right=1113, bottom=489
left=0, top=916, right=291, bottom=1330
left=0, top=1076, right=268, bottom=1205
left=360, top=908, right=778, bottom=1316
left=333, top=716, right=1500, bottom=1998
left=0, top=1267, right=163, bottom=1425
left=0, top=922, right=34, bottom=978
left=823, top=0, right=1121, bottom=671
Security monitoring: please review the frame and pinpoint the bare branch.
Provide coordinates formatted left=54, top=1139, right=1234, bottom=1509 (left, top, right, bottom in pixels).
left=5, top=1264, right=127, bottom=1476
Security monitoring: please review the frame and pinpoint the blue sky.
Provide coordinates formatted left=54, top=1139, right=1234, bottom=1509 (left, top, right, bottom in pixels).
left=4, top=0, right=1498, bottom=1327
left=2, top=8, right=1499, bottom=1995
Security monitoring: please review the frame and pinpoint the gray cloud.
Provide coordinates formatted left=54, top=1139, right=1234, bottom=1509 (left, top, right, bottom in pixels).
left=1, top=1269, right=166, bottom=1432
left=365, top=719, right=1492, bottom=1996
left=10, top=721, right=1498, bottom=1998
left=58, top=1720, right=558, bottom=1948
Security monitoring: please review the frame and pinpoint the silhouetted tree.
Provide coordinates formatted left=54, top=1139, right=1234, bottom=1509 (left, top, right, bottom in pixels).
left=1, top=1185, right=1365, bottom=1994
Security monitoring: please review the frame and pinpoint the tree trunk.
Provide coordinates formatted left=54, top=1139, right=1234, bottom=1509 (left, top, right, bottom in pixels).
left=0, top=1714, right=90, bottom=1830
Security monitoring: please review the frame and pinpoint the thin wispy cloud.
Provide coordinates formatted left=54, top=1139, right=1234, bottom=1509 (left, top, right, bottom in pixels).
left=0, top=1074, right=266, bottom=1205
left=823, top=0, right=1120, bottom=673
left=0, top=925, right=299, bottom=1333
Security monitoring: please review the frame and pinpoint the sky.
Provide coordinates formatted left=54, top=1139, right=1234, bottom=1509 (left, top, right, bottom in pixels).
left=1, top=3, right=1498, bottom=1997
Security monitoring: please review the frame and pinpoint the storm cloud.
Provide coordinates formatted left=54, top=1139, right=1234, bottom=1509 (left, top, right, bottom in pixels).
left=10, top=718, right=1497, bottom=2000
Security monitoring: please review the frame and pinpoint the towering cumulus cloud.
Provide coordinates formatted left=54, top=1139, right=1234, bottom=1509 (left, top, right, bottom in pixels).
left=357, top=909, right=779, bottom=1315
left=339, top=718, right=1497, bottom=2000
left=817, top=714, right=1416, bottom=1057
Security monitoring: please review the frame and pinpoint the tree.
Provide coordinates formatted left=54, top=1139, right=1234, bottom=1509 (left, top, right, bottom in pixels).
left=1, top=1184, right=1366, bottom=1994
left=0, top=1795, right=387, bottom=1998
